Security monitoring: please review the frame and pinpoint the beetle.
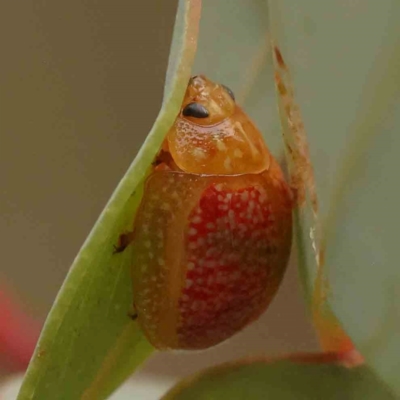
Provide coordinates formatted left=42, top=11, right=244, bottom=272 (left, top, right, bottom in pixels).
left=118, top=75, right=292, bottom=350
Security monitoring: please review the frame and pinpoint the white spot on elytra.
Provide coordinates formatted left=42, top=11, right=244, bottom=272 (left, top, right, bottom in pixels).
left=238, top=223, right=247, bottom=231
left=259, top=193, right=267, bottom=203
left=187, top=262, right=195, bottom=270
left=241, top=191, right=249, bottom=202
left=144, top=241, right=151, bottom=249
left=186, top=279, right=193, bottom=288
left=192, top=215, right=202, bottom=224
left=206, top=260, right=217, bottom=268
left=161, top=203, right=171, bottom=211
left=189, top=227, right=198, bottom=236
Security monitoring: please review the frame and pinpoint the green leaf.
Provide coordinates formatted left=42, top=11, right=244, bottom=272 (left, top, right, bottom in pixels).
left=163, top=358, right=396, bottom=399
left=268, top=0, right=400, bottom=394
left=267, top=0, right=348, bottom=354
left=323, top=11, right=400, bottom=398
left=193, top=0, right=282, bottom=155
left=17, top=1, right=201, bottom=399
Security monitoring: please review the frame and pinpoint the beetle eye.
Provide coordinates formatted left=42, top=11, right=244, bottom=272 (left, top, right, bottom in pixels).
left=222, top=84, right=235, bottom=101
left=182, top=102, right=209, bottom=118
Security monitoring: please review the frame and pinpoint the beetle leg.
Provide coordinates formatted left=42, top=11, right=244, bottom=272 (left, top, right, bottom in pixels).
left=153, top=141, right=180, bottom=172
left=128, top=304, right=138, bottom=320
left=113, top=231, right=135, bottom=254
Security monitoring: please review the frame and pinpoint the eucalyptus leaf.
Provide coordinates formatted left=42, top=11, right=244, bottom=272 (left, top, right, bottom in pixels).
left=193, top=0, right=282, bottom=155
left=163, top=359, right=395, bottom=400
left=268, top=0, right=400, bottom=394
left=17, top=1, right=201, bottom=399
left=324, top=12, right=400, bottom=398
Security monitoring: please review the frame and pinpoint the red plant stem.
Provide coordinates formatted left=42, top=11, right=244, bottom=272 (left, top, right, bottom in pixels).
left=0, top=288, right=41, bottom=371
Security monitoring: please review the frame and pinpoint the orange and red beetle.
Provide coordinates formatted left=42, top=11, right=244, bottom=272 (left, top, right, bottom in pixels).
left=120, top=75, right=292, bottom=350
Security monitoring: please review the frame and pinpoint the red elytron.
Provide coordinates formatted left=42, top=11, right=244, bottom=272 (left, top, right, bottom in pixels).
left=127, top=76, right=292, bottom=350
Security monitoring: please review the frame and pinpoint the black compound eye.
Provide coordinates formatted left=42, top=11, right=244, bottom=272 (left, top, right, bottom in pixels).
left=182, top=102, right=209, bottom=118
left=222, top=84, right=235, bottom=101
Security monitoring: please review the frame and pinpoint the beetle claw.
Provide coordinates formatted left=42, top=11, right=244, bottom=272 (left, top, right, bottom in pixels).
left=112, top=244, right=121, bottom=254
left=113, top=232, right=135, bottom=254
left=128, top=312, right=138, bottom=321
left=128, top=304, right=138, bottom=321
